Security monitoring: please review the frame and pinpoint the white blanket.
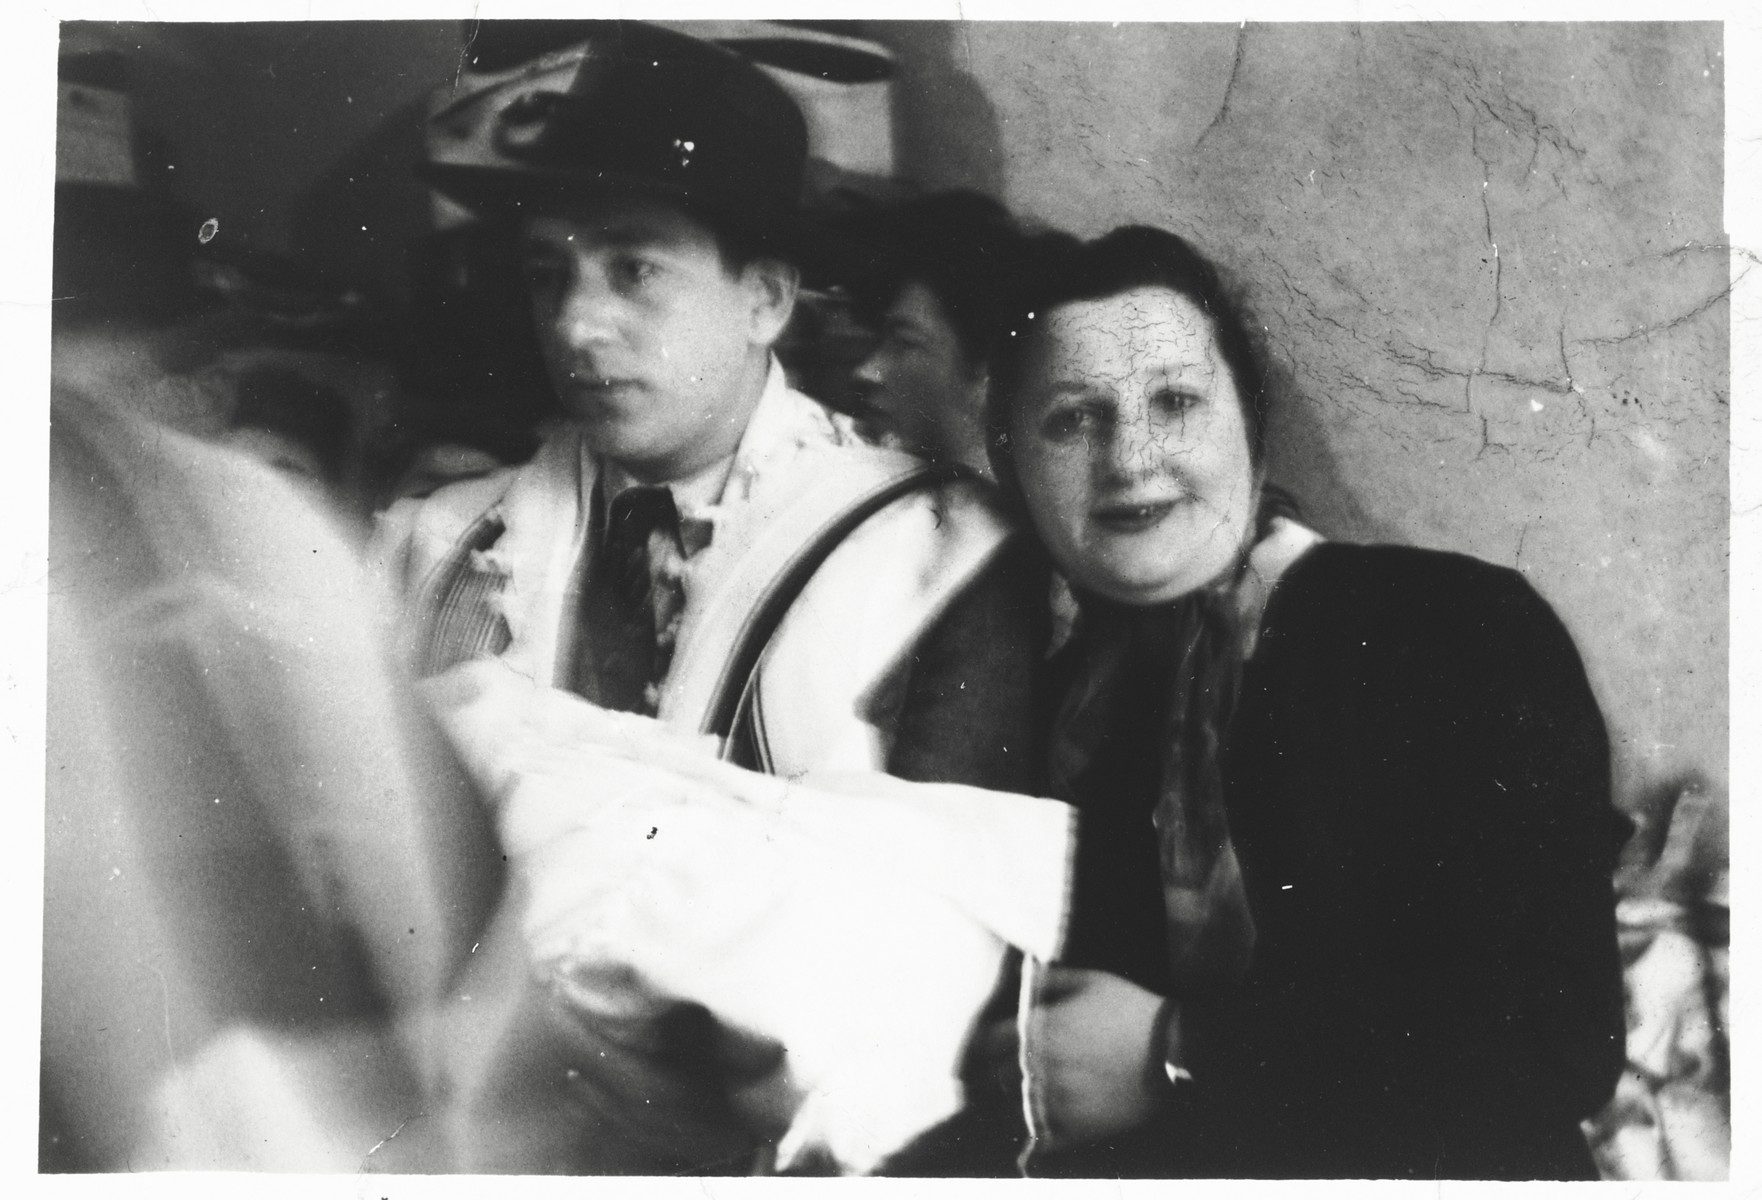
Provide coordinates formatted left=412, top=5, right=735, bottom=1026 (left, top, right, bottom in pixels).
left=428, top=661, right=1075, bottom=1174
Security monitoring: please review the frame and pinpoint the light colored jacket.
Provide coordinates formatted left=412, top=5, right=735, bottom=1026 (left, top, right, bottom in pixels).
left=372, top=363, right=1013, bottom=776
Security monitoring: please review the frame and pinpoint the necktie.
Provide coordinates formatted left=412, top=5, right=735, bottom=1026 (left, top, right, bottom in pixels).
left=573, top=485, right=683, bottom=714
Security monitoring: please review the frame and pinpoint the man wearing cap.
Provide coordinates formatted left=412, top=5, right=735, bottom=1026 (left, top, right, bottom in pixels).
left=373, top=23, right=1042, bottom=1173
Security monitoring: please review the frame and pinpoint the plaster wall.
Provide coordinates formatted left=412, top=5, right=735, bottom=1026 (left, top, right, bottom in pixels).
left=877, top=21, right=1729, bottom=816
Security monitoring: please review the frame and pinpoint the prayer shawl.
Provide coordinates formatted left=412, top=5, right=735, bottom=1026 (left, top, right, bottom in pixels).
left=372, top=360, right=1013, bottom=774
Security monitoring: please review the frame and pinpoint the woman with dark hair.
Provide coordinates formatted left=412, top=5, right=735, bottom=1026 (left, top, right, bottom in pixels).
left=970, top=226, right=1628, bottom=1179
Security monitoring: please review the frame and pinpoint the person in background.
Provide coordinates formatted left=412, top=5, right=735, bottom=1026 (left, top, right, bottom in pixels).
left=386, top=219, right=559, bottom=503
left=840, top=191, right=1056, bottom=480
left=46, top=384, right=501, bottom=1173
left=48, top=53, right=500, bottom=1168
left=50, top=176, right=234, bottom=437
left=962, top=225, right=1628, bottom=1179
left=57, top=33, right=391, bottom=524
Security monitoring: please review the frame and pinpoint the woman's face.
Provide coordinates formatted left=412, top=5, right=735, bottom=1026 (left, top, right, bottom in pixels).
left=1009, top=286, right=1257, bottom=605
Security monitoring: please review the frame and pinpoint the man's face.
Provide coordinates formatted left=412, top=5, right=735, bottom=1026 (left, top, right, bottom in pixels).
left=850, top=281, right=989, bottom=473
left=521, top=198, right=794, bottom=482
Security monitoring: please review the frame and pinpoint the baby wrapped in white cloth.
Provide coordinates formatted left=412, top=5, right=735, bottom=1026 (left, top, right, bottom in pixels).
left=428, top=660, right=1074, bottom=1174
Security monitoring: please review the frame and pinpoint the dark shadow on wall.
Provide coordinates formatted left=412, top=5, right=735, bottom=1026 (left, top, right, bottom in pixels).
left=866, top=21, right=1006, bottom=197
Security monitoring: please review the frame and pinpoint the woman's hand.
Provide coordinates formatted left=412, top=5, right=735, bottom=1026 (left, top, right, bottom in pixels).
left=980, top=965, right=1169, bottom=1151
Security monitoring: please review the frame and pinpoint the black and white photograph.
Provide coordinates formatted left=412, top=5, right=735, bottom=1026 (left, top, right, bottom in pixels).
left=11, top=1, right=1750, bottom=1189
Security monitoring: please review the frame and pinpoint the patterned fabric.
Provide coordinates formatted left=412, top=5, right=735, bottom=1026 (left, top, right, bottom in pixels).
left=1045, top=586, right=1255, bottom=992
left=1043, top=490, right=1306, bottom=993
left=406, top=481, right=696, bottom=708
left=1151, top=589, right=1258, bottom=988
left=416, top=514, right=513, bottom=677
left=569, top=485, right=685, bottom=715
left=1585, top=779, right=1729, bottom=1180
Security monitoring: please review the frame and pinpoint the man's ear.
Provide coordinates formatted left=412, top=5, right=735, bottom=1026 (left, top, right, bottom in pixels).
left=741, top=258, right=800, bottom=347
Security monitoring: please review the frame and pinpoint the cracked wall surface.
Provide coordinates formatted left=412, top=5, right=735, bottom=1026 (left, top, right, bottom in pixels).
left=880, top=21, right=1729, bottom=814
